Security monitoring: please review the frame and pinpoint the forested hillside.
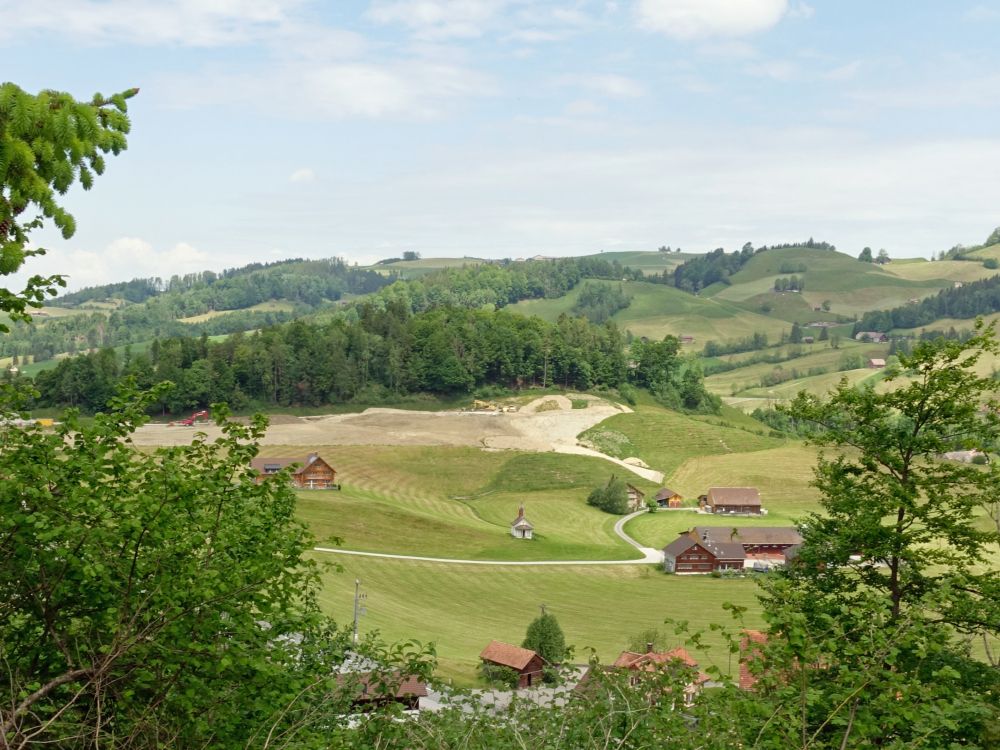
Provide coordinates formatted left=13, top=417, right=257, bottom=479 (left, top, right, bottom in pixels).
left=856, top=273, right=1000, bottom=332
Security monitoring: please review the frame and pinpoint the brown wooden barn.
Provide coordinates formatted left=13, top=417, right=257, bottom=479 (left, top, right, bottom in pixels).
left=479, top=640, right=546, bottom=688
left=699, top=487, right=763, bottom=515
left=250, top=452, right=337, bottom=489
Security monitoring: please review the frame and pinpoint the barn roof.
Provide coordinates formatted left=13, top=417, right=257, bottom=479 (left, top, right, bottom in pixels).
left=655, top=487, right=680, bottom=501
left=250, top=453, right=332, bottom=476
left=706, top=487, right=761, bottom=506
left=661, top=534, right=700, bottom=559
left=613, top=647, right=698, bottom=670
left=697, top=527, right=802, bottom=546
left=336, top=671, right=428, bottom=701
left=479, top=640, right=542, bottom=670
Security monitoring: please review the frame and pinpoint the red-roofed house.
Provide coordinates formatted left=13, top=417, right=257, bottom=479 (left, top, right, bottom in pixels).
left=479, top=640, right=546, bottom=688
left=336, top=671, right=428, bottom=710
left=738, top=630, right=769, bottom=691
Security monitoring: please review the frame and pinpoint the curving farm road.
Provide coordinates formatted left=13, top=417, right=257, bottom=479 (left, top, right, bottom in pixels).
left=313, top=509, right=663, bottom=566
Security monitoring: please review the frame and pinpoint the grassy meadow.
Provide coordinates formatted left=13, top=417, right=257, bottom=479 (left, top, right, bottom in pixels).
left=295, top=446, right=650, bottom=561
left=313, top=555, right=764, bottom=684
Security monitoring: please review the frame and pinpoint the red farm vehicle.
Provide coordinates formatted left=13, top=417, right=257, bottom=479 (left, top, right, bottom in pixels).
left=172, top=410, right=209, bottom=427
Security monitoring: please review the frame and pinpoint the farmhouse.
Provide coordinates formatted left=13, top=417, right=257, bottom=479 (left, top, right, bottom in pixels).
left=250, top=452, right=337, bottom=489
left=626, top=483, right=646, bottom=512
left=479, top=640, right=546, bottom=689
left=336, top=671, right=428, bottom=711
left=854, top=331, right=888, bottom=343
left=868, top=358, right=886, bottom=368
left=655, top=487, right=682, bottom=508
left=613, top=645, right=707, bottom=706
left=699, top=487, right=763, bottom=515
left=510, top=505, right=534, bottom=539
left=662, top=526, right=802, bottom=574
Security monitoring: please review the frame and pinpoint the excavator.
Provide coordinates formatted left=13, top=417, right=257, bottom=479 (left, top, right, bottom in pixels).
left=174, top=410, right=209, bottom=427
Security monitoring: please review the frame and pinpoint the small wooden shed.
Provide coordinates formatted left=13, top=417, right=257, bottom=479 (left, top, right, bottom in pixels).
left=480, top=640, right=546, bottom=689
left=655, top=487, right=682, bottom=508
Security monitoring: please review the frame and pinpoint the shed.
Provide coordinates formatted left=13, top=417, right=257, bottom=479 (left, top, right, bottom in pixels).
left=479, top=640, right=546, bottom=689
left=868, top=358, right=886, bottom=368
left=655, top=487, right=682, bottom=508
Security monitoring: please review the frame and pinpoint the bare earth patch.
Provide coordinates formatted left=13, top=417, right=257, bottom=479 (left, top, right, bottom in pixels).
left=131, top=395, right=664, bottom=482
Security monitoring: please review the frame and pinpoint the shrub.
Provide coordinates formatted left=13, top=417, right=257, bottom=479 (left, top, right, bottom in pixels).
left=586, top=475, right=631, bottom=514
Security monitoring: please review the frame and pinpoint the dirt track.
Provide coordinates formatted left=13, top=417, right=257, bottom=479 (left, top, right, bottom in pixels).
left=131, top=395, right=665, bottom=482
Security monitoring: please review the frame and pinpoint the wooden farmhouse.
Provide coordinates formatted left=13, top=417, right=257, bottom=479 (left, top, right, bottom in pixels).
left=855, top=331, right=888, bottom=343
left=480, top=641, right=546, bottom=688
left=510, top=505, right=534, bottom=539
left=654, top=487, right=682, bottom=508
left=336, top=671, right=428, bottom=711
left=662, top=527, right=802, bottom=574
left=612, top=645, right=708, bottom=706
left=626, top=484, right=646, bottom=512
left=699, top=487, right=763, bottom=515
left=250, top=452, right=337, bottom=489
left=575, top=644, right=708, bottom=707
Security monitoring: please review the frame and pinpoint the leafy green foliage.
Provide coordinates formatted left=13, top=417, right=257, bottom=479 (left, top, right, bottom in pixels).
left=586, top=475, right=630, bottom=515
left=780, top=322, right=1000, bottom=628
left=0, top=384, right=358, bottom=746
left=522, top=610, right=567, bottom=665
left=31, top=305, right=631, bottom=411
left=856, top=273, right=1000, bottom=332
left=0, top=83, right=136, bottom=330
left=672, top=245, right=757, bottom=292
left=571, top=281, right=631, bottom=323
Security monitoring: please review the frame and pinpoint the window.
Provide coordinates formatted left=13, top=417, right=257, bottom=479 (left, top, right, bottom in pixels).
left=263, top=464, right=281, bottom=474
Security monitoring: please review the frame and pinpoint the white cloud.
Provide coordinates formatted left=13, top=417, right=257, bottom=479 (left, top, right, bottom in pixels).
left=289, top=167, right=317, bottom=183
left=25, top=238, right=211, bottom=291
left=964, top=5, right=1000, bottom=22
left=745, top=58, right=797, bottom=81
left=585, top=74, right=646, bottom=98
left=825, top=60, right=863, bottom=81
left=637, top=0, right=788, bottom=40
left=565, top=99, right=605, bottom=116
left=0, top=0, right=305, bottom=46
left=162, top=60, right=491, bottom=120
left=367, top=0, right=509, bottom=40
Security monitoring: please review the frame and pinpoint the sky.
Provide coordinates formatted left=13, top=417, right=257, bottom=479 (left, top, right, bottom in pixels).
left=4, top=0, right=1000, bottom=290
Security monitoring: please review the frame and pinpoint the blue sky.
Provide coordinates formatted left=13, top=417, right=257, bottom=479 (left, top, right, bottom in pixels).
left=4, top=0, right=1000, bottom=290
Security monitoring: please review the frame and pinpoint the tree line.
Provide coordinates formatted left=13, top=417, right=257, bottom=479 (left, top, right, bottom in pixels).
left=855, top=273, right=1000, bottom=332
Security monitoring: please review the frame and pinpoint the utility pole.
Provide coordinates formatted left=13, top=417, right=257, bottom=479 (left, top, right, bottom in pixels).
left=352, top=579, right=367, bottom=646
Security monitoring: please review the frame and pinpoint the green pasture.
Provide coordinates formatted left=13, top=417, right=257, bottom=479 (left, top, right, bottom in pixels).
left=314, top=555, right=764, bottom=684
left=178, top=299, right=295, bottom=323
left=509, top=279, right=787, bottom=343
left=585, top=250, right=695, bottom=273
left=294, top=446, right=646, bottom=561
left=734, top=367, right=882, bottom=401
left=578, top=403, right=783, bottom=478
left=704, top=342, right=889, bottom=396
left=882, top=259, right=997, bottom=283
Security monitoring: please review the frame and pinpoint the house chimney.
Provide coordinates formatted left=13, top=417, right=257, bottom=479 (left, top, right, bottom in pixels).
left=646, top=642, right=654, bottom=653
